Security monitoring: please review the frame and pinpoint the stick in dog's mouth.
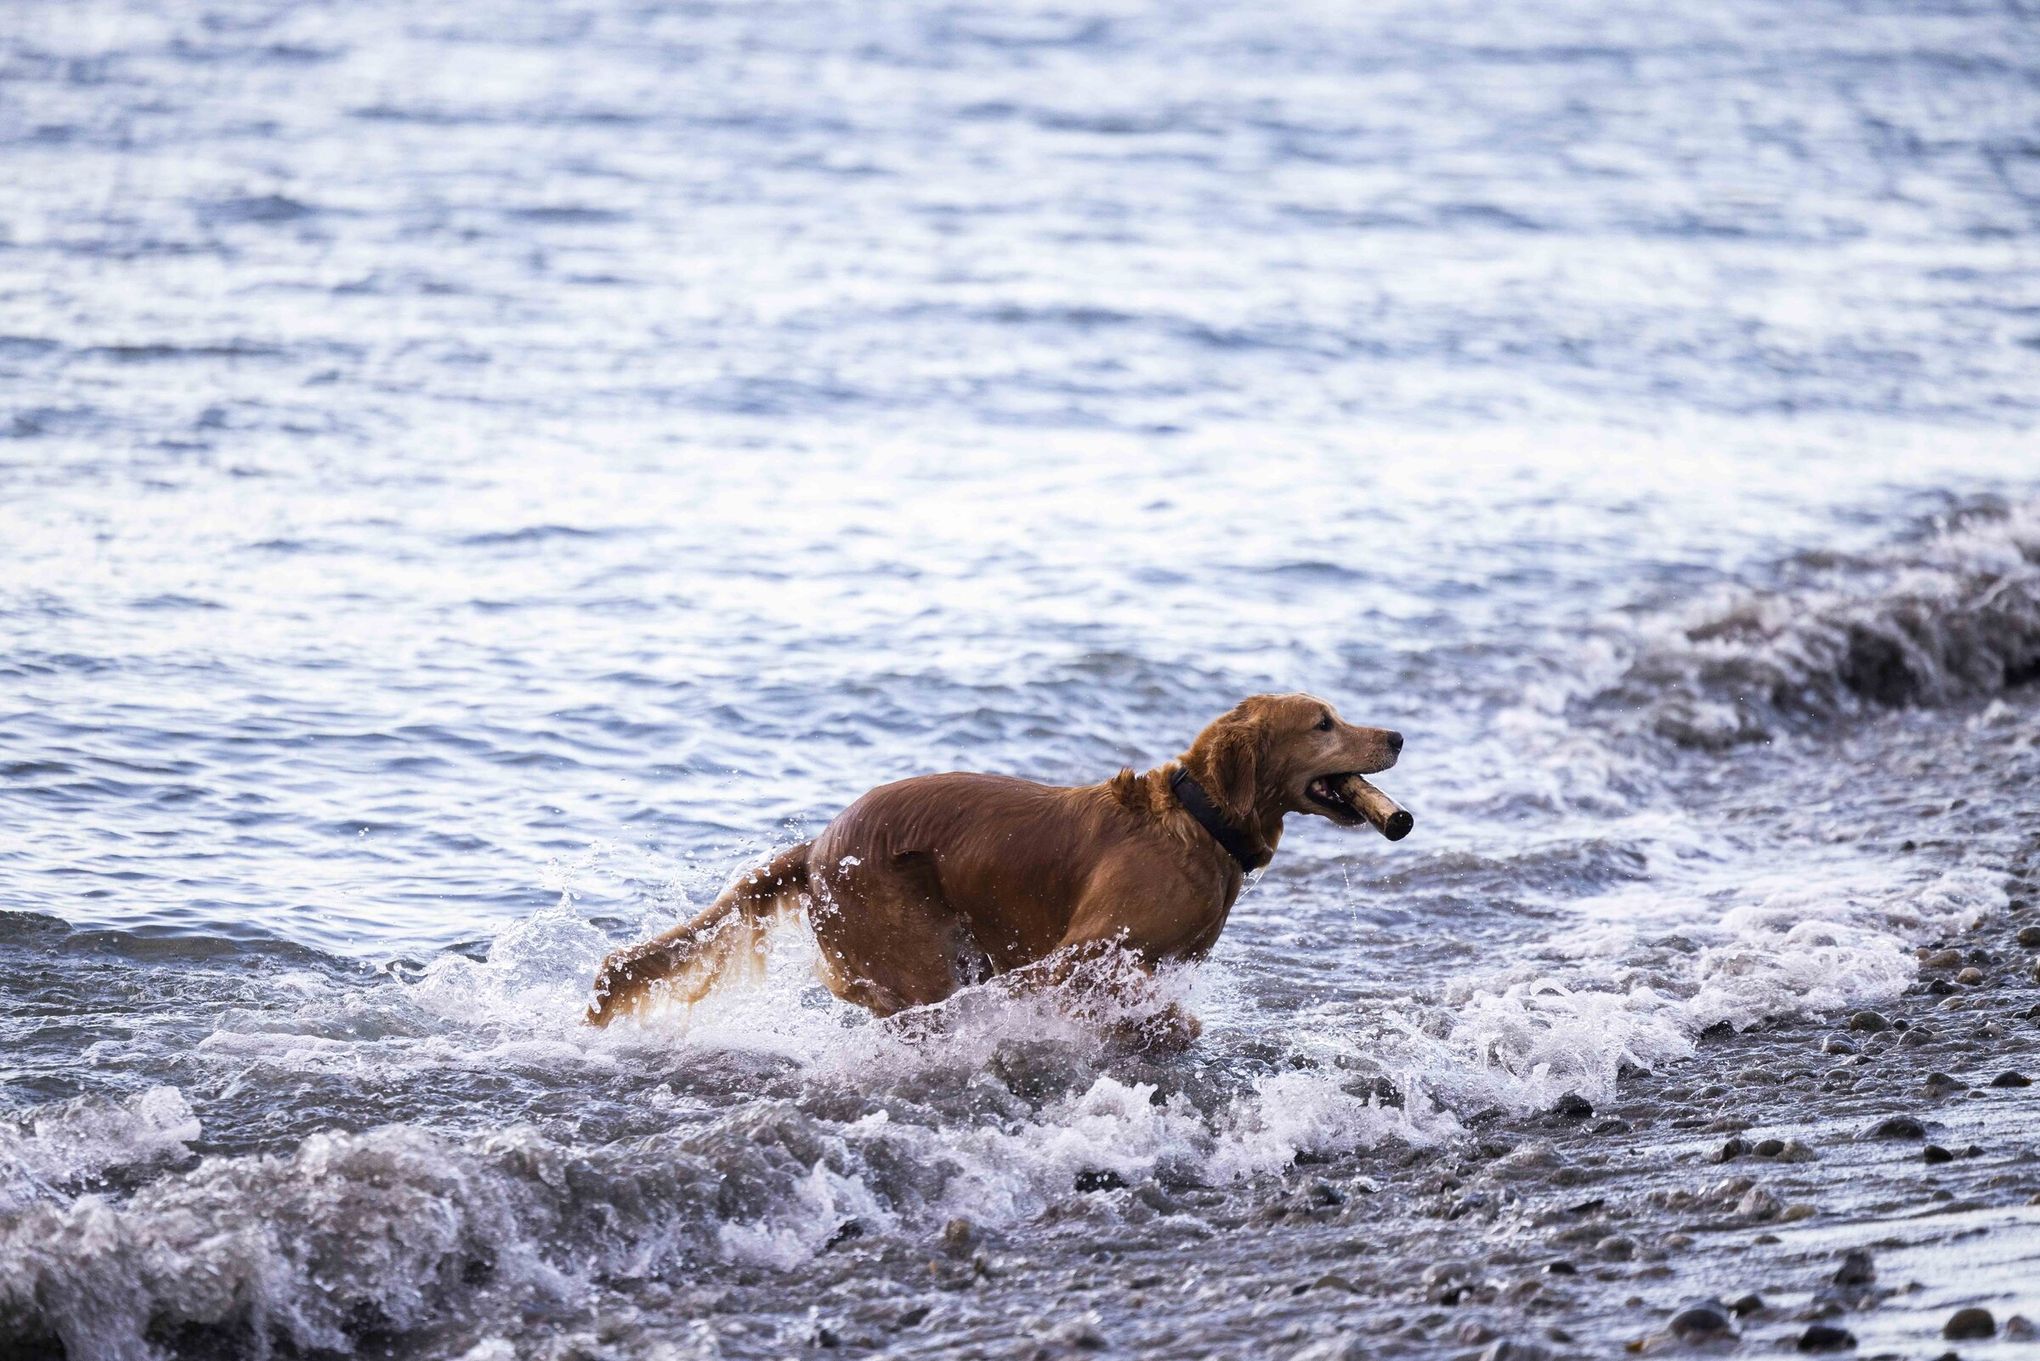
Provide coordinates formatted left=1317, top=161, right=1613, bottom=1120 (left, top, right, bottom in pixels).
left=1328, top=772, right=1414, bottom=841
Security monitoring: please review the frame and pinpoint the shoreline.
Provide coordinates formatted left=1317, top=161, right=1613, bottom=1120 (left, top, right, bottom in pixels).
left=546, top=873, right=2039, bottom=1361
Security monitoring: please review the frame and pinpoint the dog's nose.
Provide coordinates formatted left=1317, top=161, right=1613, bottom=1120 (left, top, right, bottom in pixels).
left=1384, top=730, right=1404, bottom=753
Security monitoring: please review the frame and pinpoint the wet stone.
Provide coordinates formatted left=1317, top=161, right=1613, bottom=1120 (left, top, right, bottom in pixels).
left=1074, top=1169, right=1126, bottom=1192
left=1736, top=1187, right=1782, bottom=1220
left=1867, top=1115, right=1926, bottom=1140
left=1753, top=1138, right=1785, bottom=1157
left=1923, top=1144, right=1955, bottom=1164
left=1956, top=967, right=1984, bottom=985
left=1729, top=1294, right=1766, bottom=1316
left=1821, top=1036, right=1857, bottom=1055
left=2016, top=925, right=2040, bottom=948
left=1848, top=1011, right=1890, bottom=1033
left=1480, top=1341, right=1552, bottom=1361
left=1923, top=1072, right=1963, bottom=1096
left=1832, top=1250, right=1876, bottom=1287
left=1797, top=1323, right=1858, bottom=1351
left=1989, top=1071, right=2032, bottom=1088
left=1943, top=1307, right=1995, bottom=1340
left=1670, top=1303, right=1734, bottom=1339
left=1059, top=1322, right=1108, bottom=1352
left=1922, top=948, right=1963, bottom=970
left=1553, top=1093, right=1593, bottom=1120
left=1596, top=1234, right=1637, bottom=1261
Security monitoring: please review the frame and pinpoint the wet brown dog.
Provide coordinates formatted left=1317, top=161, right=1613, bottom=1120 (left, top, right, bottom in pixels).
left=586, top=694, right=1402, bottom=1027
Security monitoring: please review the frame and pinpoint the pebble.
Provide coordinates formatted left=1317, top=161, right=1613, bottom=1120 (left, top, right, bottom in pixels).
left=1821, top=1036, right=1858, bottom=1055
left=1797, top=1323, right=1857, bottom=1351
left=1669, top=1303, right=1734, bottom=1338
left=1058, top=1322, right=1108, bottom=1352
left=1956, top=967, right=1984, bottom=985
left=2018, top=925, right=2040, bottom=948
left=1729, top=1294, right=1766, bottom=1316
left=1073, top=1169, right=1125, bottom=1192
left=1924, top=1144, right=1955, bottom=1164
left=1901, top=1027, right=1936, bottom=1047
left=1921, top=948, right=1963, bottom=970
left=1596, top=1234, right=1637, bottom=1261
left=1989, top=1071, right=2032, bottom=1088
left=1868, top=1115, right=1926, bottom=1140
left=1553, top=1093, right=1593, bottom=1120
left=1737, top=1187, right=1783, bottom=1220
left=1480, top=1341, right=1551, bottom=1361
left=1943, top=1307, right=1995, bottom=1340
left=2005, top=1315, right=2039, bottom=1340
left=1832, top=1250, right=1876, bottom=1287
left=1753, top=1138, right=1785, bottom=1157
left=1848, top=1011, right=1890, bottom=1033
left=1923, top=1072, right=1963, bottom=1096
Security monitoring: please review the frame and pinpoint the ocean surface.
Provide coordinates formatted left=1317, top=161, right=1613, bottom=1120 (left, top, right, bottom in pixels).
left=3, top=1, right=2038, bottom=1358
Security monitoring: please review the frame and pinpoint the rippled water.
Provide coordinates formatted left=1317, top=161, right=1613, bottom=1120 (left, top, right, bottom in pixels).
left=3, top=1, right=2038, bottom=1357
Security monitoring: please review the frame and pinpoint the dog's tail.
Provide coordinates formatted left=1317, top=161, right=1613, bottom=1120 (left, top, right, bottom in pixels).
left=586, top=841, right=811, bottom=1026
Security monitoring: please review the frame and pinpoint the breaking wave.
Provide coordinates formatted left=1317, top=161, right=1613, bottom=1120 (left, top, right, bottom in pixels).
left=1591, top=498, right=2040, bottom=747
left=3, top=842, right=2006, bottom=1359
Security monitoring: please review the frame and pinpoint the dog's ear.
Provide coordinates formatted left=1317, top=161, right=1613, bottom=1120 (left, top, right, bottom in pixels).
left=1203, top=709, right=1264, bottom=823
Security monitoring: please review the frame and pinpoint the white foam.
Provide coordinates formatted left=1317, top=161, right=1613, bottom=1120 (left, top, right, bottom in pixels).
left=0, top=1086, right=199, bottom=1218
left=1600, top=498, right=2040, bottom=746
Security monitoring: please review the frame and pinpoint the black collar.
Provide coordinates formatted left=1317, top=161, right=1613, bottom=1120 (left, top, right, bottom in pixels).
left=1170, top=768, right=1262, bottom=874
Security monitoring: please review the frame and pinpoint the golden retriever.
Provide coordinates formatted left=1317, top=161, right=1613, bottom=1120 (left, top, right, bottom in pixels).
left=586, top=693, right=1402, bottom=1029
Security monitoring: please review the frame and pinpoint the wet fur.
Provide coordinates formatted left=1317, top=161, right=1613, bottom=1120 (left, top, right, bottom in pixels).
left=587, top=694, right=1400, bottom=1026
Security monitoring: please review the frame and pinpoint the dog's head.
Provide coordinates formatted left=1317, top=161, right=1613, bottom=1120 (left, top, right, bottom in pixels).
left=1184, top=693, right=1402, bottom=828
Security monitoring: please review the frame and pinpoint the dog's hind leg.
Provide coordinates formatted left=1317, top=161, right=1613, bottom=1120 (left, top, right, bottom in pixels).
left=807, top=847, right=987, bottom=1018
left=586, top=841, right=810, bottom=1025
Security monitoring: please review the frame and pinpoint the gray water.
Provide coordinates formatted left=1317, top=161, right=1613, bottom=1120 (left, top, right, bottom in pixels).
left=3, top=1, right=2039, bottom=1358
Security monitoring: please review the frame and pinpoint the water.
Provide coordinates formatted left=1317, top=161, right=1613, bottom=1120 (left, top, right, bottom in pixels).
left=3, top=1, right=2039, bottom=1357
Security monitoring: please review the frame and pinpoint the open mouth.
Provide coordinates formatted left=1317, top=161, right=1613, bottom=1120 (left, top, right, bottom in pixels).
left=1305, top=775, right=1368, bottom=823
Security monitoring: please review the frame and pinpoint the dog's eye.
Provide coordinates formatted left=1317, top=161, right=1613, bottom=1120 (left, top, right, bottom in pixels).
left=1315, top=714, right=1333, bottom=731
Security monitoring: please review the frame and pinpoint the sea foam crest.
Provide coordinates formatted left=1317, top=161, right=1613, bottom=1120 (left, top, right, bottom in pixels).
left=1593, top=498, right=2040, bottom=746
left=0, top=1087, right=199, bottom=1218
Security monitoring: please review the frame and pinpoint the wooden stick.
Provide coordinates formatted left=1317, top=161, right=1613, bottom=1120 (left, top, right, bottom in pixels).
left=1333, top=774, right=1414, bottom=841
